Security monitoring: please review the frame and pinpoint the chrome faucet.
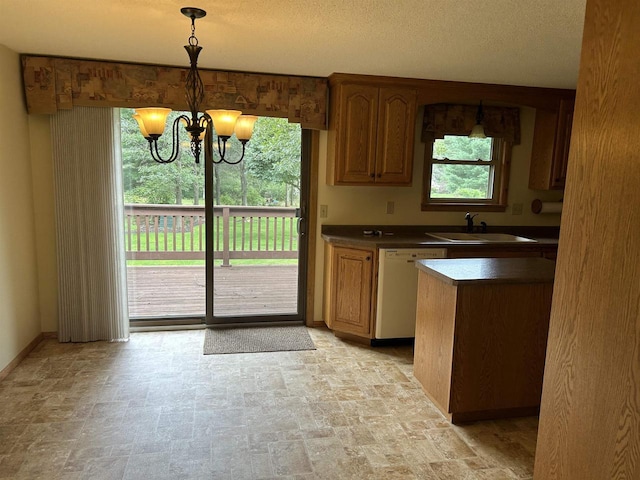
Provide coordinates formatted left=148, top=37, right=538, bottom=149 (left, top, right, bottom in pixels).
left=465, top=212, right=477, bottom=233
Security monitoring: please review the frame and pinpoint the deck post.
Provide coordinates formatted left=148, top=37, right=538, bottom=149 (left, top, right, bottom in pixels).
left=222, top=206, right=231, bottom=267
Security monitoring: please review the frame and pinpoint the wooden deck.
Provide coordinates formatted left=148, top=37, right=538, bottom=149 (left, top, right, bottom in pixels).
left=127, top=265, right=299, bottom=318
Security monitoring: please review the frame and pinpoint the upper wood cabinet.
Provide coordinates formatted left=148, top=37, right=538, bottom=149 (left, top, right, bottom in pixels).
left=327, top=80, right=417, bottom=186
left=529, top=96, right=575, bottom=190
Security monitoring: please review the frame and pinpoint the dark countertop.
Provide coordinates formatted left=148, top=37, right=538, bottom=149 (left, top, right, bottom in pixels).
left=416, top=257, right=556, bottom=285
left=321, top=225, right=560, bottom=250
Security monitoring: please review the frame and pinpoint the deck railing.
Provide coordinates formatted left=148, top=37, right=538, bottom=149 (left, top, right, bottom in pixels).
left=124, top=204, right=299, bottom=266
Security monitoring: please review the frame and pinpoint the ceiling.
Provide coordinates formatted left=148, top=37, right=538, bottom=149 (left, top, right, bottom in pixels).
left=0, top=0, right=586, bottom=89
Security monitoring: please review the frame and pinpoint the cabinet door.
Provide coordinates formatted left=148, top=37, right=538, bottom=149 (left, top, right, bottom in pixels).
left=330, top=247, right=374, bottom=336
left=375, top=87, right=417, bottom=185
left=529, top=96, right=576, bottom=190
left=550, top=97, right=575, bottom=189
left=334, top=84, right=379, bottom=184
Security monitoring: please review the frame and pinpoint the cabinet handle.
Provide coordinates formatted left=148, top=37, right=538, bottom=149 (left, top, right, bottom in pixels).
left=370, top=173, right=375, bottom=178
left=366, top=256, right=371, bottom=261
left=377, top=173, right=382, bottom=178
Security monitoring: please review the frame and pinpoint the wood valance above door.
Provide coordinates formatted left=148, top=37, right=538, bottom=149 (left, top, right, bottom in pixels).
left=21, top=55, right=328, bottom=130
left=422, top=103, right=521, bottom=144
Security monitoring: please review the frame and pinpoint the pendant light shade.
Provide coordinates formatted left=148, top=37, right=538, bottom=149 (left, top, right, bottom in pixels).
left=469, top=102, right=487, bottom=139
left=469, top=123, right=486, bottom=138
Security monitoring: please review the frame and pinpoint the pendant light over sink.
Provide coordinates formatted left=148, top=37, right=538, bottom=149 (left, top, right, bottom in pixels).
left=133, top=7, right=257, bottom=165
left=469, top=101, right=487, bottom=139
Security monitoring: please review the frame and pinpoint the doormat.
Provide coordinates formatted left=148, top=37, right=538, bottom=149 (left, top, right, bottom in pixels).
left=203, top=325, right=316, bottom=355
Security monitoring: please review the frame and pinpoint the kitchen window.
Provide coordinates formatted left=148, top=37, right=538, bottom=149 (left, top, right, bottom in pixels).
left=422, top=134, right=511, bottom=211
left=420, top=103, right=520, bottom=212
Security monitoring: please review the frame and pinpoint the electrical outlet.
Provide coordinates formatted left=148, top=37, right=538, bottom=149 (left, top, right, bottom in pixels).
left=320, top=205, right=328, bottom=218
left=386, top=201, right=395, bottom=214
left=512, top=203, right=523, bottom=215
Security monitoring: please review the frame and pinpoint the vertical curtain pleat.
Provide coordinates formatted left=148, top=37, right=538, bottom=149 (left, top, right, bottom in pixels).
left=51, top=107, right=129, bottom=342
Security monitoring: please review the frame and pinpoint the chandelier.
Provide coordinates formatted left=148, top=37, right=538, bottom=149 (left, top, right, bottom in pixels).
left=133, top=7, right=257, bottom=164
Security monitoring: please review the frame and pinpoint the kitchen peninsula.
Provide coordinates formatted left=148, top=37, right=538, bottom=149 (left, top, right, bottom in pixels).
left=413, top=257, right=555, bottom=423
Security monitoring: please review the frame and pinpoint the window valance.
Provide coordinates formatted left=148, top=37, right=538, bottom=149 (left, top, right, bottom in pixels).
left=21, top=55, right=328, bottom=130
left=422, top=104, right=521, bottom=145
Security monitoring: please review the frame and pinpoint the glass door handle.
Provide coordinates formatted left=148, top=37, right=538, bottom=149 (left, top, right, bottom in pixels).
left=297, top=217, right=305, bottom=236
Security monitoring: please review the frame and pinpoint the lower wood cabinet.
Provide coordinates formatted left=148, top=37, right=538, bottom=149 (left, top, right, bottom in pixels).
left=322, top=241, right=557, bottom=342
left=323, top=245, right=377, bottom=338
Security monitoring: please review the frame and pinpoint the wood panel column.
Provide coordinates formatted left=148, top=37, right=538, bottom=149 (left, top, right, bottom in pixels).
left=534, top=0, right=640, bottom=478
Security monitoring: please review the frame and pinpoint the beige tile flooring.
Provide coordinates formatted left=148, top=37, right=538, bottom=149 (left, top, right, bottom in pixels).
left=0, top=328, right=538, bottom=479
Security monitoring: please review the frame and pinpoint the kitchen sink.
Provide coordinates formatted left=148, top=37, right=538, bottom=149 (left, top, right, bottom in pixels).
left=426, top=232, right=537, bottom=243
left=473, top=233, right=537, bottom=242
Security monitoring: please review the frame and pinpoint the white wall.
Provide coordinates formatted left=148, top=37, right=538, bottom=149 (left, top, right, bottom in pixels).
left=0, top=44, right=42, bottom=371
left=312, top=106, right=564, bottom=322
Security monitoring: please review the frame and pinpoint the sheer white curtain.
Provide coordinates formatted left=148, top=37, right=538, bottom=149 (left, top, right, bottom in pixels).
left=51, top=107, right=129, bottom=342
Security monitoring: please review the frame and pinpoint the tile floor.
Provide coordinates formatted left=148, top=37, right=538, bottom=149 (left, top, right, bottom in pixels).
left=0, top=328, right=538, bottom=479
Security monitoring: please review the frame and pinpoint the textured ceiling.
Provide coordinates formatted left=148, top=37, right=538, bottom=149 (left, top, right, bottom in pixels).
left=0, top=0, right=586, bottom=88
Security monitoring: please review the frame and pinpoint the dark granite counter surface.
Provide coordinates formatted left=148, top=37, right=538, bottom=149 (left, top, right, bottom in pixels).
left=321, top=225, right=560, bottom=250
left=416, top=257, right=556, bottom=285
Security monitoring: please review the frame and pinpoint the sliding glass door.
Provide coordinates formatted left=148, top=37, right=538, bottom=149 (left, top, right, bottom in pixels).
left=121, top=109, right=206, bottom=321
left=120, top=110, right=308, bottom=324
left=205, top=120, right=309, bottom=325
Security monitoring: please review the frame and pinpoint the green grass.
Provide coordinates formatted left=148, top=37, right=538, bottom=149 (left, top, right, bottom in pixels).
left=125, top=217, right=298, bottom=252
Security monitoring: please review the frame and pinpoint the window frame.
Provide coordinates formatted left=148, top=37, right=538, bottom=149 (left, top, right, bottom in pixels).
left=421, top=136, right=511, bottom=212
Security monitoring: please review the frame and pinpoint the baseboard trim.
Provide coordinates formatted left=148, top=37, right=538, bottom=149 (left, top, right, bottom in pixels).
left=42, top=331, right=58, bottom=339
left=0, top=332, right=44, bottom=382
left=332, top=330, right=372, bottom=346
left=309, top=321, right=327, bottom=328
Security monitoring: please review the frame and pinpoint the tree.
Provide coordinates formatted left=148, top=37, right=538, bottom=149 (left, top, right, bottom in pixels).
left=245, top=117, right=301, bottom=207
left=120, top=108, right=204, bottom=204
left=120, top=111, right=302, bottom=207
left=431, top=136, right=492, bottom=198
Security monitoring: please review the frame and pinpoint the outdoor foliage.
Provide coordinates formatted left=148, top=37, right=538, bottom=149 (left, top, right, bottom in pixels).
left=120, top=110, right=301, bottom=207
left=120, top=110, right=303, bottom=267
left=244, top=117, right=302, bottom=206
left=430, top=135, right=493, bottom=199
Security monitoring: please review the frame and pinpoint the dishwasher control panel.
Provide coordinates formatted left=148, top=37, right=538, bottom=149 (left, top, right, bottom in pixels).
left=383, top=248, right=448, bottom=260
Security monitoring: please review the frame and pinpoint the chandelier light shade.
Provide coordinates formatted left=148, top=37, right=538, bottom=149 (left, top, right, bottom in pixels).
left=207, top=110, right=243, bottom=138
left=234, top=115, right=259, bottom=141
left=134, top=108, right=171, bottom=138
left=469, top=101, right=487, bottom=139
left=134, top=7, right=256, bottom=164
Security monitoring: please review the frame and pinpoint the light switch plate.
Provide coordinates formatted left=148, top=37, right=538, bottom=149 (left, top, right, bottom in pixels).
left=320, top=205, right=328, bottom=218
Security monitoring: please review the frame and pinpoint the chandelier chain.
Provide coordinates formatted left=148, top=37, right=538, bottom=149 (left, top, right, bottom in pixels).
left=189, top=16, right=198, bottom=46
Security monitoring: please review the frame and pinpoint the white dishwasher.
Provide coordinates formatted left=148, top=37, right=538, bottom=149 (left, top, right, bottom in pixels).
left=375, top=248, right=447, bottom=342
